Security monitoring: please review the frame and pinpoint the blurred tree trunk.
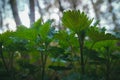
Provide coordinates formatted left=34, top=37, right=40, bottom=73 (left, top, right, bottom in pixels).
left=36, top=0, right=43, bottom=19
left=29, top=0, right=35, bottom=25
left=90, top=0, right=100, bottom=20
left=10, top=0, right=22, bottom=26
left=67, top=0, right=78, bottom=9
left=58, top=0, right=64, bottom=29
left=108, top=0, right=119, bottom=31
left=71, top=0, right=78, bottom=9
left=58, top=0, right=64, bottom=12
left=0, top=0, right=5, bottom=28
left=0, top=8, right=3, bottom=28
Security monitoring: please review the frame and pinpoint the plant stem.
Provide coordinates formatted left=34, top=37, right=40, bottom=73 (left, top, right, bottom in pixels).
left=90, top=42, right=96, bottom=49
left=0, top=42, right=9, bottom=74
left=0, top=42, right=16, bottom=80
left=41, top=54, right=47, bottom=80
left=10, top=52, right=16, bottom=80
left=105, top=47, right=111, bottom=80
left=41, top=52, right=44, bottom=80
left=40, top=43, right=48, bottom=80
left=78, top=34, right=85, bottom=75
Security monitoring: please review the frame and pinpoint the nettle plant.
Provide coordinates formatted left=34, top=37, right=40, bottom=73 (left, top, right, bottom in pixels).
left=0, top=19, right=57, bottom=80
left=0, top=10, right=120, bottom=80
left=62, top=10, right=120, bottom=80
left=62, top=10, right=93, bottom=75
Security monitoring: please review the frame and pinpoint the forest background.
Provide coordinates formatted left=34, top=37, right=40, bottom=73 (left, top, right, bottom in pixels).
left=0, top=0, right=120, bottom=32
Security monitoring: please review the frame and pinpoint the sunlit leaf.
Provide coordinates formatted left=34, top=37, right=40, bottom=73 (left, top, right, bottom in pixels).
left=62, top=10, right=93, bottom=33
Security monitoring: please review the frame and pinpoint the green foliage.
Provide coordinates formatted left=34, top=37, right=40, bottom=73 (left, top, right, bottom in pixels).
left=33, top=18, right=42, bottom=28
left=0, top=30, right=13, bottom=42
left=62, top=10, right=93, bottom=33
left=39, top=20, right=52, bottom=40
left=55, top=30, right=78, bottom=48
left=0, top=10, right=120, bottom=80
left=88, top=26, right=119, bottom=42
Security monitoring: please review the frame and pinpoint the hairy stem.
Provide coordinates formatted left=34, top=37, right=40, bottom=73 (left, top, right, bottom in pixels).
left=78, top=34, right=85, bottom=75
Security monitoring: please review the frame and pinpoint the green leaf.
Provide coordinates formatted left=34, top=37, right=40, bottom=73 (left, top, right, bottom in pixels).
left=87, top=27, right=119, bottom=42
left=62, top=10, right=93, bottom=33
left=14, top=25, right=37, bottom=40
left=32, top=18, right=42, bottom=29
left=39, top=20, right=52, bottom=40
left=55, top=30, right=78, bottom=48
left=93, top=40, right=117, bottom=51
left=49, top=46, right=65, bottom=58
left=93, top=20, right=100, bottom=27
left=0, top=30, right=13, bottom=42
